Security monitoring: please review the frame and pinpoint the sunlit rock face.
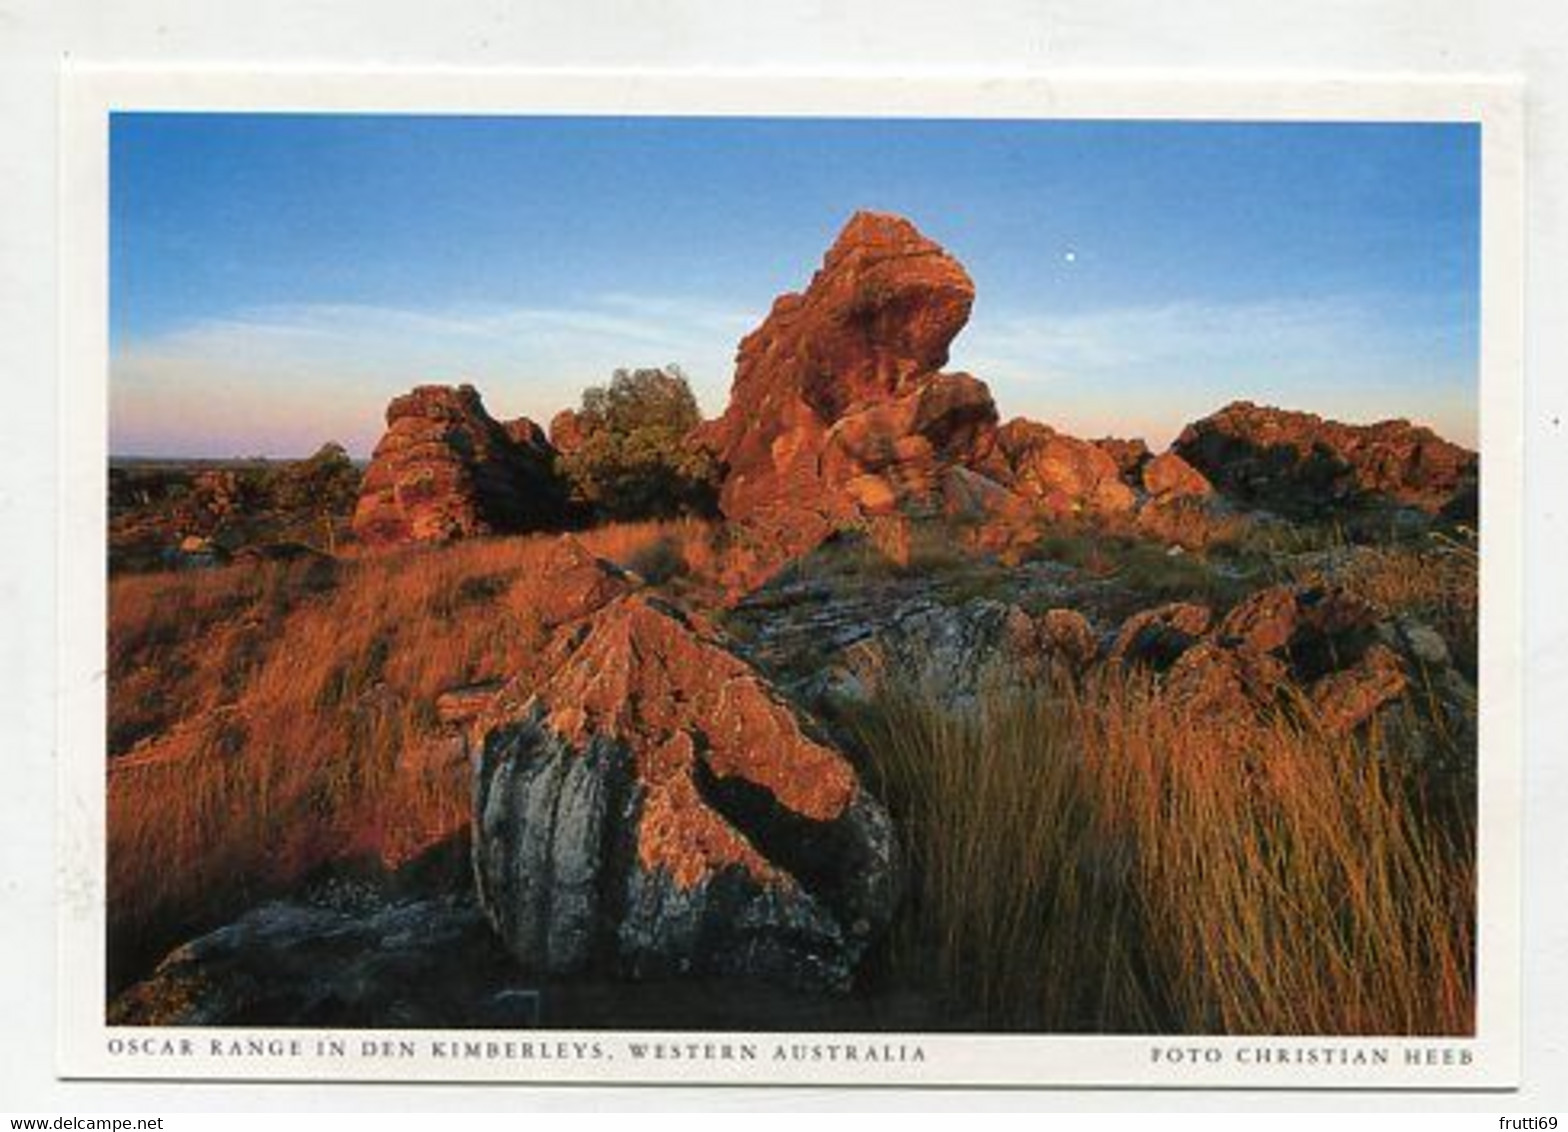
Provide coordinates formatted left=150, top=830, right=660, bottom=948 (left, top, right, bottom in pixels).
left=1173, top=400, right=1477, bottom=517
left=692, top=211, right=1004, bottom=589
left=352, top=384, right=567, bottom=547
left=470, top=537, right=897, bottom=991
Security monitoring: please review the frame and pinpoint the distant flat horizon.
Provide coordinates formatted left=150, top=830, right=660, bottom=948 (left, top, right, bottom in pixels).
left=104, top=394, right=1478, bottom=463
left=110, top=114, right=1480, bottom=458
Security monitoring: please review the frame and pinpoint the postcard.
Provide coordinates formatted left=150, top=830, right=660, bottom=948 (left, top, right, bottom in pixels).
left=56, top=68, right=1524, bottom=1087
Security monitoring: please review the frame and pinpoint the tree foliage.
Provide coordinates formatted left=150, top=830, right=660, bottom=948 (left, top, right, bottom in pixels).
left=267, top=442, right=362, bottom=516
left=559, top=366, right=719, bottom=521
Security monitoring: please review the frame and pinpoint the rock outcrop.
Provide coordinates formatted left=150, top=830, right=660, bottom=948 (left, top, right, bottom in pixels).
left=692, top=212, right=995, bottom=587
left=470, top=537, right=896, bottom=991
left=1004, top=606, right=1100, bottom=682
left=548, top=408, right=588, bottom=457
left=1109, top=602, right=1213, bottom=668
left=993, top=420, right=1137, bottom=518
left=1173, top=401, right=1477, bottom=516
left=1113, top=583, right=1421, bottom=740
left=352, top=384, right=567, bottom=547
left=1141, top=451, right=1213, bottom=502
left=693, top=211, right=1200, bottom=588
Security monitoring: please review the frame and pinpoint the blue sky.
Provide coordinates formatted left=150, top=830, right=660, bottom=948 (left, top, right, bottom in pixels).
left=110, top=114, right=1480, bottom=457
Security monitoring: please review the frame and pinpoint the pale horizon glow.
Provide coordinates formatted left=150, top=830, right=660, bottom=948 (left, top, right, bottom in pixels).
left=110, top=115, right=1480, bottom=458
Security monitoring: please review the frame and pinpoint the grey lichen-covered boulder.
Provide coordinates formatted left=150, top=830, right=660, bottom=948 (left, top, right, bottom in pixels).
left=107, top=896, right=534, bottom=1028
left=470, top=545, right=898, bottom=993
left=472, top=720, right=631, bottom=975
left=862, top=597, right=1023, bottom=708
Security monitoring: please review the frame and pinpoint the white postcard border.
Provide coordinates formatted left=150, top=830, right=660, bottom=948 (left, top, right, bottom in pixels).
left=57, top=67, right=1526, bottom=1088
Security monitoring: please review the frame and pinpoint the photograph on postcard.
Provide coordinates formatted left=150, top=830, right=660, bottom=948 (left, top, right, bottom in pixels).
left=57, top=77, right=1524, bottom=1086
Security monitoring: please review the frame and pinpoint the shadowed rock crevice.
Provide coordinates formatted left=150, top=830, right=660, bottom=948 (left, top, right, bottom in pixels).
left=353, top=384, right=569, bottom=547
left=1174, top=401, right=1477, bottom=518
left=691, top=756, right=896, bottom=942
left=468, top=543, right=898, bottom=993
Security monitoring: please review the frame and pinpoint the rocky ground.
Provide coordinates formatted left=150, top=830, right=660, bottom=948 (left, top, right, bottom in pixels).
left=110, top=445, right=363, bottom=573
left=107, top=210, right=1480, bottom=1032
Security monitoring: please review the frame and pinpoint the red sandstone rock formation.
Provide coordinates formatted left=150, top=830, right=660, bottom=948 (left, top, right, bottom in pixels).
left=1173, top=400, right=1476, bottom=516
left=1117, top=583, right=1412, bottom=739
left=470, top=536, right=895, bottom=990
left=691, top=212, right=992, bottom=586
left=694, top=211, right=1172, bottom=587
left=1003, top=606, right=1099, bottom=680
left=992, top=419, right=1137, bottom=518
left=1108, top=601, right=1214, bottom=668
left=1141, top=450, right=1214, bottom=501
left=352, top=384, right=566, bottom=547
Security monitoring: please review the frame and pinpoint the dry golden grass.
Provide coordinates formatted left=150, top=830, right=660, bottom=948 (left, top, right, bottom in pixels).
left=851, top=667, right=1475, bottom=1035
left=107, top=520, right=713, bottom=982
left=1317, top=531, right=1480, bottom=675
left=574, top=516, right=724, bottom=584
left=851, top=673, right=1158, bottom=1031
left=110, top=514, right=1476, bottom=1037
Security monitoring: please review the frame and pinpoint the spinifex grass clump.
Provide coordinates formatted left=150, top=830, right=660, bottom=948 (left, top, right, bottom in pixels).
left=850, top=674, right=1159, bottom=1031
left=1074, top=671, right=1474, bottom=1034
left=852, top=667, right=1475, bottom=1035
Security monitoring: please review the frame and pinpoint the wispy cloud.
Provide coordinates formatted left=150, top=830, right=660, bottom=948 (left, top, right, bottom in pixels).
left=955, top=294, right=1477, bottom=447
left=964, top=296, right=1368, bottom=375
left=111, top=290, right=1476, bottom=457
left=111, top=294, right=759, bottom=457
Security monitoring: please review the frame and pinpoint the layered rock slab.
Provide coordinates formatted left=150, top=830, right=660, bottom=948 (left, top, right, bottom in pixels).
left=1117, top=583, right=1420, bottom=741
left=471, top=538, right=896, bottom=991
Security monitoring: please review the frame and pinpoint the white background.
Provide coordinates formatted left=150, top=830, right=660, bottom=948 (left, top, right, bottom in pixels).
left=2, top=0, right=1565, bottom=1114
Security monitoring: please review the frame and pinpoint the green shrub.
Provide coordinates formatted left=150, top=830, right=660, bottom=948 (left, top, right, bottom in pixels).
left=558, top=366, right=720, bottom=521
left=266, top=441, right=361, bottom=517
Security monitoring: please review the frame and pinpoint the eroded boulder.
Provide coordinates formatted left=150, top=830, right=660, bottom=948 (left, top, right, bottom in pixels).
left=1142, top=451, right=1213, bottom=501
left=1308, top=643, right=1409, bottom=736
left=1004, top=606, right=1100, bottom=681
left=1108, top=602, right=1213, bottom=668
left=1165, top=639, right=1290, bottom=724
left=471, top=539, right=896, bottom=991
left=352, top=384, right=567, bottom=547
left=1136, top=583, right=1412, bottom=739
left=1216, top=583, right=1382, bottom=680
left=994, top=419, right=1137, bottom=519
left=691, top=212, right=992, bottom=588
left=1173, top=401, right=1477, bottom=516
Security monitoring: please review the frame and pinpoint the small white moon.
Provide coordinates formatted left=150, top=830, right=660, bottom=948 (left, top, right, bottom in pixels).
left=1062, top=249, right=1078, bottom=264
